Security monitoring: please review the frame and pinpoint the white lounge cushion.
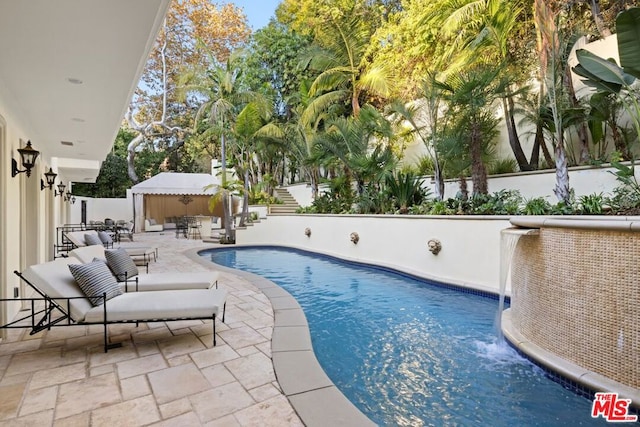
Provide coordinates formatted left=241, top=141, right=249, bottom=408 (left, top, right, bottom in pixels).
left=68, top=261, right=123, bottom=306
left=21, top=257, right=93, bottom=321
left=124, top=271, right=219, bottom=292
left=69, top=245, right=107, bottom=263
left=83, top=288, right=227, bottom=322
left=65, top=230, right=100, bottom=247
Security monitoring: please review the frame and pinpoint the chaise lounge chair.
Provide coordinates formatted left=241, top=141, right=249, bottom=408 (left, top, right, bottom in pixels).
left=1, top=257, right=226, bottom=352
left=64, top=230, right=158, bottom=268
left=68, top=246, right=219, bottom=292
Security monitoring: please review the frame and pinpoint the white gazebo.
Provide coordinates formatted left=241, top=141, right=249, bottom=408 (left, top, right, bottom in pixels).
left=131, top=172, right=237, bottom=233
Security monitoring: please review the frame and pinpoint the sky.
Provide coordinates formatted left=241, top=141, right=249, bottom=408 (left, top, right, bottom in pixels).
left=230, top=0, right=282, bottom=30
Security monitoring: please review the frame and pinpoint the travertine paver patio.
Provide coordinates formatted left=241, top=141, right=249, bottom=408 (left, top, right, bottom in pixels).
left=0, top=231, right=303, bottom=426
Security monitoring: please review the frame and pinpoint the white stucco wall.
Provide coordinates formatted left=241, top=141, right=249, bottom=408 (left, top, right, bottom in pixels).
left=236, top=215, right=512, bottom=295
left=69, top=195, right=133, bottom=224
left=0, top=82, right=51, bottom=328
left=435, top=163, right=627, bottom=201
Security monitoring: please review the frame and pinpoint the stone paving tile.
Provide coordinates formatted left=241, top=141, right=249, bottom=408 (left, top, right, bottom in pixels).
left=234, top=395, right=303, bottom=427
left=5, top=347, right=81, bottom=376
left=0, top=380, right=27, bottom=420
left=0, top=339, right=42, bottom=357
left=121, top=374, right=151, bottom=401
left=158, top=397, right=192, bottom=420
left=190, top=344, right=240, bottom=369
left=28, top=362, right=86, bottom=390
left=52, top=412, right=90, bottom=427
left=116, top=353, right=167, bottom=379
left=224, top=352, right=276, bottom=390
left=249, top=383, right=283, bottom=402
left=158, top=333, right=207, bottom=359
left=90, top=395, right=161, bottom=426
left=189, top=382, right=255, bottom=423
left=200, top=364, right=236, bottom=388
left=218, top=325, right=269, bottom=349
left=89, top=344, right=138, bottom=367
left=152, top=411, right=202, bottom=426
left=203, top=414, right=241, bottom=427
left=0, top=409, right=54, bottom=427
left=148, top=363, right=211, bottom=404
left=19, top=385, right=58, bottom=416
left=55, top=373, right=121, bottom=419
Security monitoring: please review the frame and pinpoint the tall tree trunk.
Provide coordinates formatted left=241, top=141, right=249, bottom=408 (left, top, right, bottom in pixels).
left=588, top=0, right=612, bottom=38
left=127, top=133, right=143, bottom=183
left=529, top=127, right=541, bottom=170
left=553, top=133, right=571, bottom=203
left=239, top=169, right=250, bottom=227
left=220, top=133, right=233, bottom=241
left=502, top=97, right=531, bottom=171
left=310, top=168, right=319, bottom=199
left=470, top=123, right=488, bottom=195
left=432, top=150, right=445, bottom=200
left=458, top=175, right=468, bottom=202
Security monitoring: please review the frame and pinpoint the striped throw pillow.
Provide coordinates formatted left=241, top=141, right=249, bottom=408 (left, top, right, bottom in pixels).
left=84, top=233, right=103, bottom=246
left=104, top=248, right=139, bottom=282
left=97, top=231, right=113, bottom=245
left=68, top=261, right=122, bottom=306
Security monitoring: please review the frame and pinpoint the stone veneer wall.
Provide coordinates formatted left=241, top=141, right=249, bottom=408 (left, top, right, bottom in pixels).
left=511, top=227, right=639, bottom=389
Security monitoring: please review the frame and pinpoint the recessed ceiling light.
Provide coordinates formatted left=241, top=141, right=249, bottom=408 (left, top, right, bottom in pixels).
left=61, top=141, right=74, bottom=146
left=71, top=117, right=85, bottom=122
left=67, top=77, right=83, bottom=84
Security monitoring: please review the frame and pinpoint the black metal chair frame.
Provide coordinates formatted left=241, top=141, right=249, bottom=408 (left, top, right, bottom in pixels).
left=1, top=270, right=225, bottom=353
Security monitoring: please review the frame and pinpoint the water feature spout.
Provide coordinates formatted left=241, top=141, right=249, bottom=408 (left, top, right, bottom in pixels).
left=496, top=227, right=539, bottom=339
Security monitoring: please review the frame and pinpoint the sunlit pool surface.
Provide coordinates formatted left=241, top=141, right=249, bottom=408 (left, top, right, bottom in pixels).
left=203, top=247, right=607, bottom=426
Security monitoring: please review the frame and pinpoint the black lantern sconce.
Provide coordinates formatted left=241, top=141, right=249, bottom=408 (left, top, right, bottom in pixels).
left=11, top=140, right=40, bottom=178
left=64, top=190, right=76, bottom=204
left=41, top=167, right=58, bottom=191
left=55, top=182, right=66, bottom=198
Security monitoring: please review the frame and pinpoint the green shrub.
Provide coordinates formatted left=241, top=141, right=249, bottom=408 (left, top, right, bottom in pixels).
left=579, top=193, right=605, bottom=214
left=523, top=197, right=552, bottom=215
left=489, top=158, right=518, bottom=175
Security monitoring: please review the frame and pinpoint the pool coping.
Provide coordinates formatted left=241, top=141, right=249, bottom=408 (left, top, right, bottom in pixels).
left=184, top=246, right=376, bottom=427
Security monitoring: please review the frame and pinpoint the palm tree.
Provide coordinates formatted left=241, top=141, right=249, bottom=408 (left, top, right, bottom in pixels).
left=313, top=105, right=396, bottom=196
left=432, top=0, right=533, bottom=171
left=180, top=51, right=266, bottom=239
left=436, top=65, right=506, bottom=196
left=534, top=0, right=571, bottom=203
left=388, top=72, right=448, bottom=200
left=302, top=12, right=391, bottom=118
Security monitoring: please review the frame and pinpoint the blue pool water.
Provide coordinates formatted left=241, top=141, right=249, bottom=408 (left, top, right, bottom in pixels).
left=203, top=247, right=608, bottom=426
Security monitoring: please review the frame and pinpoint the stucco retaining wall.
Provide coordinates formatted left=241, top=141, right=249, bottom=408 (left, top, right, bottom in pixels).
left=236, top=214, right=512, bottom=294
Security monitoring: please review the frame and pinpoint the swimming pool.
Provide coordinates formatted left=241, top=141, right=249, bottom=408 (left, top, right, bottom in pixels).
left=203, top=247, right=606, bottom=426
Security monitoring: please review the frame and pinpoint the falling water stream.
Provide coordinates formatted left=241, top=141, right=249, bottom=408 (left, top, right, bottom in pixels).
left=496, top=227, right=539, bottom=338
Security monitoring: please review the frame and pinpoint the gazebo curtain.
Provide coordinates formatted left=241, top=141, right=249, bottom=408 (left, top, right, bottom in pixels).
left=143, top=195, right=219, bottom=224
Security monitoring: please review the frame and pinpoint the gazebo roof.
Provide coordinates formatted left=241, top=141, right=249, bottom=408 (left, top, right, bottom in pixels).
left=131, top=172, right=218, bottom=195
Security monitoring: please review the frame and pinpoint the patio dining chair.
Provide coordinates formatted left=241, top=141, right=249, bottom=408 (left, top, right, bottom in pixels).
left=186, top=216, right=201, bottom=240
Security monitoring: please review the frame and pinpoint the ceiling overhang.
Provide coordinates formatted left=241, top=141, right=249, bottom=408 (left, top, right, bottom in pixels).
left=0, top=0, right=170, bottom=182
